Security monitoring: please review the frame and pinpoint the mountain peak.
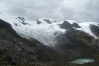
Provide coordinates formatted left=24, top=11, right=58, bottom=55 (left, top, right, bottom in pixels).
left=0, top=13, right=99, bottom=46
left=36, top=18, right=57, bottom=24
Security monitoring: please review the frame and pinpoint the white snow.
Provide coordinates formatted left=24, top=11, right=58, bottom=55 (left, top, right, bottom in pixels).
left=77, top=22, right=98, bottom=38
left=0, top=13, right=99, bottom=46
left=0, top=13, right=66, bottom=46
left=67, top=20, right=77, bottom=24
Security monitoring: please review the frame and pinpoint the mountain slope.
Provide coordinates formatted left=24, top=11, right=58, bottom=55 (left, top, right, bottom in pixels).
left=0, top=13, right=99, bottom=47
left=0, top=19, right=63, bottom=65
left=0, top=13, right=99, bottom=66
left=0, top=13, right=66, bottom=46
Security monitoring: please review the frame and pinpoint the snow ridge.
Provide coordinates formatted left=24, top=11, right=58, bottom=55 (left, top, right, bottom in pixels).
left=0, top=13, right=99, bottom=46
left=0, top=13, right=66, bottom=46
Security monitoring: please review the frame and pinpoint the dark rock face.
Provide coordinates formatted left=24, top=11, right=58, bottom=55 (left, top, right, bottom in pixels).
left=72, top=23, right=81, bottom=28
left=43, top=19, right=52, bottom=24
left=0, top=19, right=19, bottom=37
left=18, top=17, right=25, bottom=22
left=60, top=21, right=81, bottom=30
left=0, top=19, right=12, bottom=28
left=36, top=20, right=42, bottom=24
left=36, top=19, right=52, bottom=24
left=60, top=21, right=73, bottom=29
left=55, top=28, right=99, bottom=59
left=17, top=17, right=28, bottom=25
left=1, top=19, right=99, bottom=65
left=90, top=25, right=99, bottom=37
left=0, top=19, right=61, bottom=65
left=56, top=29, right=94, bottom=49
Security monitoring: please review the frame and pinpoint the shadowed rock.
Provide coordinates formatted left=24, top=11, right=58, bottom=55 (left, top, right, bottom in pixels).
left=0, top=19, right=61, bottom=65
left=72, top=23, right=81, bottom=28
left=36, top=19, right=42, bottom=24
left=90, top=25, right=99, bottom=37
left=60, top=21, right=73, bottom=29
left=43, top=19, right=52, bottom=24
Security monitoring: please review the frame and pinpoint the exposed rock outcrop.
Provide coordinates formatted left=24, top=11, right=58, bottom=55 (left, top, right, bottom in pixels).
left=90, top=25, right=99, bottom=37
left=72, top=23, right=81, bottom=28
left=55, top=28, right=99, bottom=60
left=60, top=21, right=73, bottom=29
left=0, top=19, right=62, bottom=65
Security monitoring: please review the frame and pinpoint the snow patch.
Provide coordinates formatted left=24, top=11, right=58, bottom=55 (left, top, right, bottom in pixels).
left=67, top=20, right=77, bottom=24
left=77, top=22, right=98, bottom=38
left=0, top=13, right=66, bottom=46
left=0, top=13, right=99, bottom=46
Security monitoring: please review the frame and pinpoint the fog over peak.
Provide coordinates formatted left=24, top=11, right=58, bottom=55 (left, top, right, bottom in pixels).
left=0, top=0, right=99, bottom=22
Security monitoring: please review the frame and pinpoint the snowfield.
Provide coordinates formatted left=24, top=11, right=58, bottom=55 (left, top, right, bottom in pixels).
left=0, top=13, right=99, bottom=46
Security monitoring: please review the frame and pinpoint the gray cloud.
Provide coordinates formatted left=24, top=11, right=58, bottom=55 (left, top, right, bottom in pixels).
left=0, top=0, right=99, bottom=22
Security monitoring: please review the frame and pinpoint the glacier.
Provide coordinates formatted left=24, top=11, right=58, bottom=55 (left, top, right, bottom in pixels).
left=0, top=13, right=99, bottom=46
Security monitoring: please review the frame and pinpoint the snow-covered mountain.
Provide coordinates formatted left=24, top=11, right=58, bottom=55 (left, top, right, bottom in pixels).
left=1, top=12, right=99, bottom=65
left=0, top=13, right=99, bottom=46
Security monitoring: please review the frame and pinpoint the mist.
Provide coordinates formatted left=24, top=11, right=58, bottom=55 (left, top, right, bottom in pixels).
left=0, top=0, right=99, bottom=22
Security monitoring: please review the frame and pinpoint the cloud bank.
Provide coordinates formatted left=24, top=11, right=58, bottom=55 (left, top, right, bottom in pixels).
left=0, top=0, right=99, bottom=22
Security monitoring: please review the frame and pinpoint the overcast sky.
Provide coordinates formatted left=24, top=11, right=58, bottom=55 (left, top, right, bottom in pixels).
left=0, top=0, right=99, bottom=22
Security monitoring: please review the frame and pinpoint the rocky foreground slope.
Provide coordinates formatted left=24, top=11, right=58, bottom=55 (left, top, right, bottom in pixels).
left=0, top=19, right=64, bottom=65
left=0, top=13, right=99, bottom=66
